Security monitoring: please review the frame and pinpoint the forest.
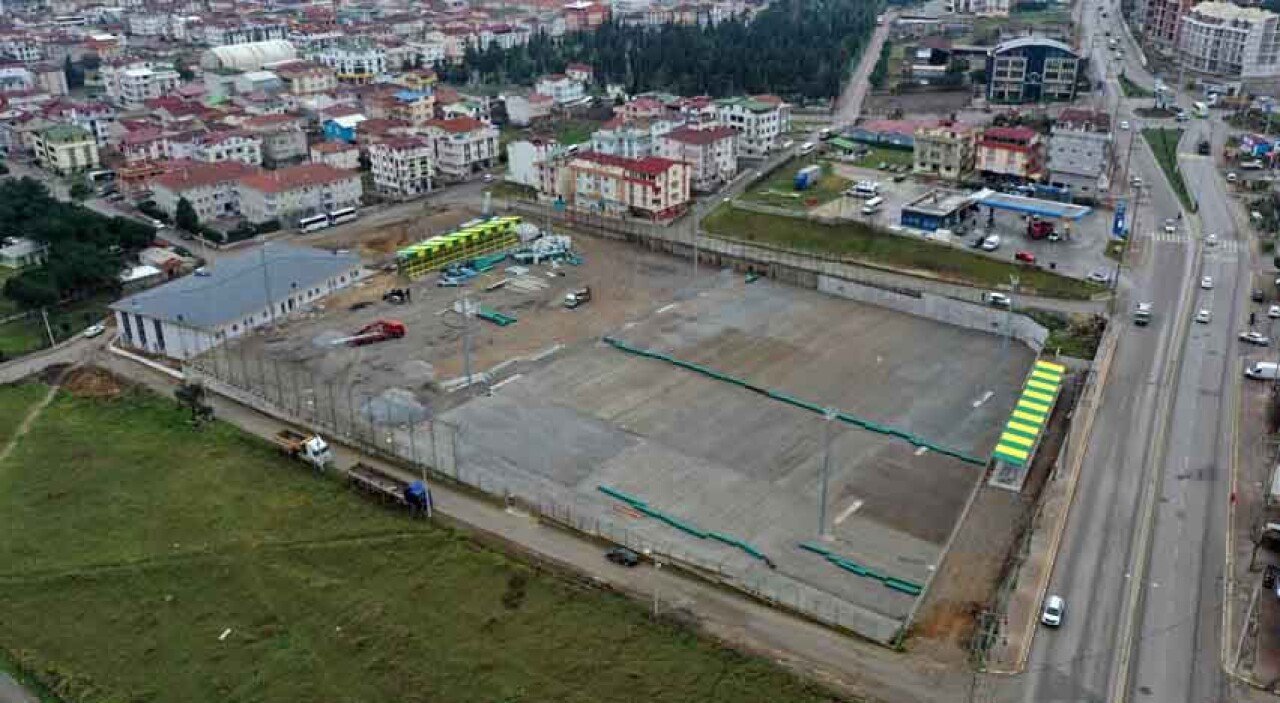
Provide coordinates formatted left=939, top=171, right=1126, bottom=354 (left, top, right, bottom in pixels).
left=439, top=0, right=881, bottom=101
left=1, top=178, right=154, bottom=308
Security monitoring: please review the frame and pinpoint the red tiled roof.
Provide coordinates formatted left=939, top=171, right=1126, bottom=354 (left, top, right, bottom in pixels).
left=371, top=135, right=431, bottom=151
left=152, top=160, right=260, bottom=192
left=425, top=116, right=487, bottom=133
left=751, top=94, right=784, bottom=106
left=311, top=141, right=356, bottom=153
left=238, top=163, right=357, bottom=193
left=566, top=63, right=592, bottom=72
left=982, top=126, right=1039, bottom=142
left=661, top=125, right=736, bottom=145
left=574, top=151, right=681, bottom=175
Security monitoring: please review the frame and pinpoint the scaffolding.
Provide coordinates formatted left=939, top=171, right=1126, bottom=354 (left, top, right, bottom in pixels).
left=396, top=216, right=522, bottom=280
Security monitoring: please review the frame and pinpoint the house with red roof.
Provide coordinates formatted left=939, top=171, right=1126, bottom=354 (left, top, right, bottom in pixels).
left=976, top=126, right=1045, bottom=182
left=423, top=116, right=498, bottom=181
left=237, top=162, right=363, bottom=226
left=656, top=125, right=738, bottom=191
left=556, top=151, right=691, bottom=220
left=150, top=160, right=261, bottom=222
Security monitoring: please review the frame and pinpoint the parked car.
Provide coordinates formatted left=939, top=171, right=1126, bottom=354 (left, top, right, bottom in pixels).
left=1195, top=309, right=1212, bottom=324
left=980, top=234, right=1001, bottom=251
left=1015, top=250, right=1037, bottom=264
left=1131, top=176, right=1143, bottom=188
left=82, top=323, right=105, bottom=338
left=1269, top=305, right=1280, bottom=318
left=1241, top=331, right=1272, bottom=346
left=987, top=292, right=1012, bottom=308
left=1087, top=270, right=1111, bottom=284
left=1164, top=219, right=1176, bottom=234
left=1227, top=172, right=1239, bottom=183
left=1041, top=595, right=1065, bottom=627
left=605, top=547, right=640, bottom=567
left=1205, top=233, right=1218, bottom=247
left=1120, top=120, right=1131, bottom=130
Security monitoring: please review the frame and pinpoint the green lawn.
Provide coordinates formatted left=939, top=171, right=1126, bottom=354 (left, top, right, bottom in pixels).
left=702, top=205, right=1104, bottom=300
left=0, top=295, right=111, bottom=361
left=554, top=119, right=602, bottom=146
left=743, top=160, right=851, bottom=210
left=852, top=146, right=914, bottom=170
left=1142, top=128, right=1193, bottom=210
left=1105, top=239, right=1126, bottom=262
left=0, top=269, right=19, bottom=317
left=1118, top=74, right=1153, bottom=98
left=1027, top=311, right=1106, bottom=359
left=0, top=383, right=46, bottom=449
left=0, top=383, right=846, bottom=703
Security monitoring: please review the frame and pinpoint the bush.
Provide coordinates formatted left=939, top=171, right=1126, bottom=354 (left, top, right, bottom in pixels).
left=256, top=219, right=281, bottom=234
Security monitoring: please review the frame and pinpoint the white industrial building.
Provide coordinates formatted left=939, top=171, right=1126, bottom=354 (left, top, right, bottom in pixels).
left=111, top=245, right=364, bottom=361
left=200, top=40, right=298, bottom=73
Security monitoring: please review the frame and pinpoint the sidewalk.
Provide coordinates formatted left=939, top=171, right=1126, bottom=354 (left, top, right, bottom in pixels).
left=92, top=351, right=975, bottom=703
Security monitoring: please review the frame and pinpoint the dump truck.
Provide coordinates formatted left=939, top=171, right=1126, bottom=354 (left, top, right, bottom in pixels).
left=332, top=319, right=407, bottom=346
left=564, top=287, right=592, bottom=309
left=273, top=429, right=334, bottom=470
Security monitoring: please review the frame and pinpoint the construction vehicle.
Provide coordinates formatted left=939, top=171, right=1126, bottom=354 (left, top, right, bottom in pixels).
left=564, top=287, right=592, bottom=309
left=382, top=288, right=411, bottom=304
left=272, top=429, right=334, bottom=470
left=346, top=462, right=433, bottom=514
left=333, top=320, right=407, bottom=346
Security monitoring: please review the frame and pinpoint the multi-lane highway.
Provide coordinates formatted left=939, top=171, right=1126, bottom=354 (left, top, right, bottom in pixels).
left=1002, top=1, right=1248, bottom=701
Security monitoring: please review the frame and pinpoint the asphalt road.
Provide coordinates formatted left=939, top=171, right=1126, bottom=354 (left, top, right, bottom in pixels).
left=833, top=11, right=894, bottom=127
left=1004, top=1, right=1241, bottom=701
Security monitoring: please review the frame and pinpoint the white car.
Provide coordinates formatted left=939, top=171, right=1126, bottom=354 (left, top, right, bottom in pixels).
left=1268, top=305, right=1280, bottom=318
left=1041, top=595, right=1065, bottom=627
left=1227, top=172, right=1239, bottom=183
left=1201, top=276, right=1214, bottom=289
left=1241, top=331, right=1272, bottom=346
left=1131, top=176, right=1143, bottom=188
left=987, top=292, right=1011, bottom=308
left=1120, top=120, right=1131, bottom=130
left=82, top=323, right=105, bottom=338
left=1195, top=309, right=1212, bottom=324
left=980, top=234, right=1001, bottom=251
left=1087, top=270, right=1111, bottom=284
left=1205, top=233, right=1219, bottom=247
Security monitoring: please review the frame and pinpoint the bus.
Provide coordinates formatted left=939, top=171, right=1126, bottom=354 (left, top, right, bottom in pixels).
left=861, top=196, right=884, bottom=215
left=1192, top=101, right=1209, bottom=118
left=299, top=214, right=332, bottom=233
left=328, top=207, right=358, bottom=225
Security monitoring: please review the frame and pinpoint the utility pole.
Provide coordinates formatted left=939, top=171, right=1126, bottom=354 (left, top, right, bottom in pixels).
left=259, top=241, right=274, bottom=326
left=39, top=308, right=54, bottom=347
left=818, top=407, right=837, bottom=538
left=461, top=293, right=474, bottom=388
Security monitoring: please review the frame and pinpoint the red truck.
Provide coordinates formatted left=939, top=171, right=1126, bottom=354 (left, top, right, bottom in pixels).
left=332, top=320, right=407, bottom=347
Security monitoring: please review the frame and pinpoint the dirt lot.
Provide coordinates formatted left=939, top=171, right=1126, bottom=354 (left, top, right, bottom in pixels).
left=302, top=204, right=485, bottom=262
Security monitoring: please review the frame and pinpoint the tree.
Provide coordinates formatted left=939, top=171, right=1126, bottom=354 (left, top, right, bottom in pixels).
left=175, top=197, right=200, bottom=233
left=69, top=180, right=91, bottom=201
left=174, top=59, right=194, bottom=81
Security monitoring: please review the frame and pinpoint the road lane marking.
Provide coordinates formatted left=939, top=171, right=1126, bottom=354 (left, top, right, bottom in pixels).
left=972, top=390, right=994, bottom=408
left=834, top=499, right=864, bottom=525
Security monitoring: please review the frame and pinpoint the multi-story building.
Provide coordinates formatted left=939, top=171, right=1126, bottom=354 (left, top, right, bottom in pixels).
left=386, top=90, right=435, bottom=127
left=559, top=151, right=690, bottom=220
left=203, top=21, right=288, bottom=47
left=423, top=117, right=499, bottom=181
left=102, top=61, right=182, bottom=108
left=949, top=0, right=1010, bottom=15
left=310, top=141, right=361, bottom=170
left=506, top=137, right=567, bottom=188
left=0, top=36, right=41, bottom=62
left=534, top=74, right=586, bottom=104
left=986, top=37, right=1081, bottom=104
left=274, top=62, right=338, bottom=95
left=128, top=14, right=168, bottom=37
left=240, top=114, right=309, bottom=168
left=32, top=124, right=99, bottom=175
left=655, top=125, right=738, bottom=191
left=590, top=117, right=681, bottom=159
left=715, top=95, right=790, bottom=158
left=32, top=64, right=68, bottom=96
left=312, top=44, right=387, bottom=84
left=1178, top=2, right=1280, bottom=88
left=150, top=160, right=260, bottom=222
left=976, top=126, right=1045, bottom=182
left=193, top=131, right=264, bottom=167
left=237, top=163, right=363, bottom=226
left=1048, top=109, right=1112, bottom=198
left=912, top=123, right=976, bottom=180
left=505, top=92, right=554, bottom=126
left=369, top=136, right=434, bottom=200
left=1141, top=0, right=1195, bottom=51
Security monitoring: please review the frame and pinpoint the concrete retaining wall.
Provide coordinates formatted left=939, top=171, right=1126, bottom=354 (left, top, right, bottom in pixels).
left=818, top=275, right=1049, bottom=351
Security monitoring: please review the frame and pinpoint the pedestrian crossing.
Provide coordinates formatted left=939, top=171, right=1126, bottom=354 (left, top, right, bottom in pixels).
left=1144, top=231, right=1242, bottom=253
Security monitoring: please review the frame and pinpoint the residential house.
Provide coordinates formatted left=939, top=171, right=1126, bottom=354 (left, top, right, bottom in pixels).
left=33, top=124, right=99, bottom=175
left=912, top=123, right=976, bottom=180
left=559, top=151, right=690, bottom=220
left=323, top=113, right=367, bottom=143
left=369, top=136, right=434, bottom=199
left=986, top=37, right=1081, bottom=104
left=237, top=163, right=363, bottom=226
left=274, top=62, right=339, bottom=95
left=424, top=116, right=499, bottom=181
left=534, top=74, right=586, bottom=104
left=1048, top=109, right=1112, bottom=198
left=506, top=137, right=566, bottom=188
left=590, top=117, right=681, bottom=159
left=111, top=245, right=364, bottom=361
left=505, top=92, right=554, bottom=126
left=193, top=131, right=264, bottom=166
left=715, top=95, right=790, bottom=158
left=976, top=126, right=1045, bottom=182
left=313, top=44, right=387, bottom=84
left=240, top=114, right=309, bottom=168
left=102, top=61, right=182, bottom=108
left=655, top=125, right=738, bottom=191
left=310, top=141, right=361, bottom=170
left=150, top=160, right=260, bottom=222
left=0, top=238, right=49, bottom=269
left=565, top=63, right=594, bottom=84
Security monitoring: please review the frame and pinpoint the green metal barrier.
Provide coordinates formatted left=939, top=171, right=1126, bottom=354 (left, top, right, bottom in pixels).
left=803, top=545, right=925, bottom=596
left=597, top=485, right=767, bottom=562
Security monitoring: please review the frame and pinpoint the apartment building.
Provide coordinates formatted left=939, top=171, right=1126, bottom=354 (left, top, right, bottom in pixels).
left=237, top=163, right=363, bottom=225
left=203, top=21, right=288, bottom=46
left=193, top=131, right=264, bottom=166
left=986, top=37, right=1081, bottom=104
left=534, top=74, right=586, bottom=104
left=715, top=95, right=791, bottom=158
left=949, top=0, right=1010, bottom=15
left=559, top=152, right=690, bottom=220
left=33, top=124, right=99, bottom=175
left=310, top=141, right=361, bottom=170
left=423, top=117, right=499, bottom=181
left=590, top=117, right=681, bottom=159
left=102, top=61, right=182, bottom=108
left=506, top=137, right=567, bottom=188
left=369, top=137, right=434, bottom=200
left=241, top=115, right=309, bottom=168
left=976, top=126, right=1045, bottom=182
left=912, top=123, right=976, bottom=180
left=150, top=160, right=260, bottom=222
left=655, top=125, right=738, bottom=191
left=1048, top=109, right=1112, bottom=197
left=1178, top=2, right=1280, bottom=86
left=313, top=44, right=387, bottom=84
left=273, top=62, right=338, bottom=95
left=1140, top=0, right=1194, bottom=50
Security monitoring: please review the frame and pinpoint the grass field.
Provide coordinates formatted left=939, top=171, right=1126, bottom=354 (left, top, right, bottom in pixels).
left=554, top=119, right=602, bottom=146
left=1143, top=127, right=1193, bottom=210
left=702, top=205, right=1104, bottom=300
left=0, top=383, right=45, bottom=449
left=0, top=295, right=110, bottom=361
left=0, top=380, right=846, bottom=703
left=0, top=269, right=19, bottom=317
left=743, top=160, right=851, bottom=210
left=853, top=146, right=914, bottom=170
left=1119, top=74, right=1153, bottom=98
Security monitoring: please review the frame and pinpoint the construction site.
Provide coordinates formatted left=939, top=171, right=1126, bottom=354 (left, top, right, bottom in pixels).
left=193, top=209, right=1040, bottom=645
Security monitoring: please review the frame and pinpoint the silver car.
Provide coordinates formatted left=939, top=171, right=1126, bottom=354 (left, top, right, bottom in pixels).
left=1041, top=595, right=1065, bottom=627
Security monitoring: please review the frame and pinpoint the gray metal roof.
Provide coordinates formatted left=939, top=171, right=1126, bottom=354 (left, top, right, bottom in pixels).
left=111, top=244, right=361, bottom=329
left=992, top=36, right=1078, bottom=57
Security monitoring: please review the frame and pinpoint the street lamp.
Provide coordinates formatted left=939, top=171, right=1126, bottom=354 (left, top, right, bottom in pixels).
left=818, top=407, right=838, bottom=537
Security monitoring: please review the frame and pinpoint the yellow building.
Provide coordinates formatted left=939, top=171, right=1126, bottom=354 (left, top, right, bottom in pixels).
left=33, top=124, right=99, bottom=176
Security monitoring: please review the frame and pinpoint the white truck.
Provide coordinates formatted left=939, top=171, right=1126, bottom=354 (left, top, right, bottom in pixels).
left=273, top=429, right=335, bottom=471
left=1245, top=361, right=1280, bottom=380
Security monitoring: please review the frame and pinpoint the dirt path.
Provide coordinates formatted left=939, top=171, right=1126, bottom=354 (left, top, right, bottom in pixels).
left=0, top=373, right=66, bottom=466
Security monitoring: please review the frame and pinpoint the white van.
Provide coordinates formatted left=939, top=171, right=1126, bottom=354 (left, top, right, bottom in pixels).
left=799, top=142, right=816, bottom=155
left=981, top=234, right=1001, bottom=251
left=861, top=196, right=884, bottom=215
left=1246, top=361, right=1280, bottom=380
left=848, top=180, right=880, bottom=198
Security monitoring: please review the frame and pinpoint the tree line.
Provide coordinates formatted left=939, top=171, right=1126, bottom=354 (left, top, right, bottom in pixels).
left=2, top=178, right=154, bottom=308
left=439, top=0, right=881, bottom=102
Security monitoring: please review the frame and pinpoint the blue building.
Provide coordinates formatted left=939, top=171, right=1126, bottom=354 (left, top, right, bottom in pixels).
left=322, top=114, right=367, bottom=144
left=986, top=37, right=1081, bottom=104
left=899, top=189, right=978, bottom=232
